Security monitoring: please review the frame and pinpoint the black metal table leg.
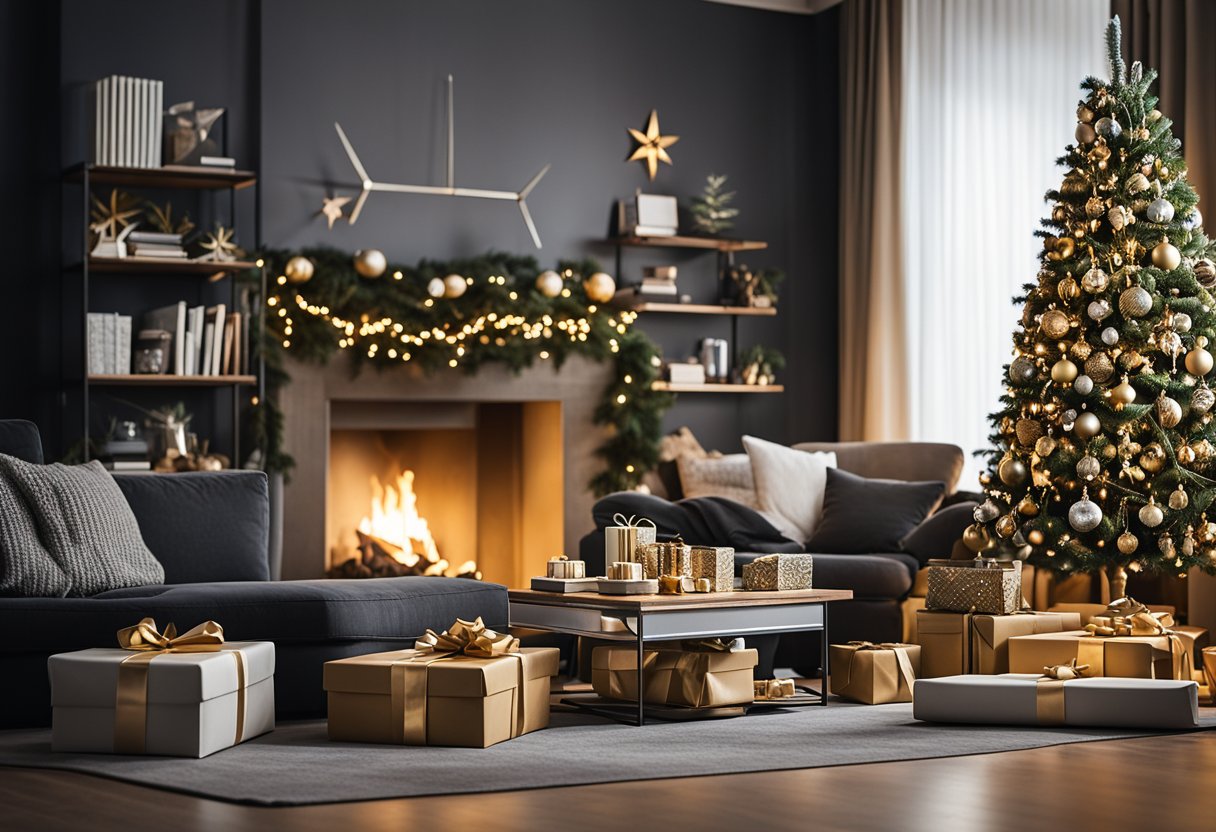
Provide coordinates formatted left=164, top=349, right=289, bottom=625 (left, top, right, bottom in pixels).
left=820, top=603, right=829, bottom=705
left=636, top=613, right=646, bottom=726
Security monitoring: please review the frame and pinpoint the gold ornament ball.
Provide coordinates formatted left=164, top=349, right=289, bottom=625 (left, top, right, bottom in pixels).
left=1034, top=435, right=1057, bottom=457
left=1040, top=309, right=1071, bottom=339
left=535, top=270, right=564, bottom=298
left=1117, top=531, right=1139, bottom=555
left=1186, top=346, right=1214, bottom=377
left=443, top=273, right=468, bottom=299
left=1170, top=484, right=1190, bottom=510
left=1027, top=529, right=1045, bottom=546
left=1073, top=411, right=1102, bottom=439
left=426, top=277, right=446, bottom=298
left=284, top=256, right=315, bottom=284
left=353, top=249, right=387, bottom=278
left=1156, top=394, right=1182, bottom=428
left=1017, top=495, right=1040, bottom=517
left=995, top=515, right=1018, bottom=538
left=1050, top=358, right=1078, bottom=383
left=998, top=457, right=1029, bottom=486
left=1110, top=377, right=1136, bottom=407
left=583, top=272, right=617, bottom=304
left=962, top=523, right=991, bottom=553
left=1151, top=241, right=1181, bottom=271
left=1178, top=444, right=1197, bottom=465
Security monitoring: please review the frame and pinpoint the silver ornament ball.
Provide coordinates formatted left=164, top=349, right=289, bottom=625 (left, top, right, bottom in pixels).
left=1073, top=374, right=1094, bottom=395
left=1076, top=455, right=1101, bottom=480
left=1082, top=267, right=1109, bottom=293
left=1146, top=198, right=1175, bottom=224
left=1009, top=356, right=1037, bottom=384
left=1119, top=285, right=1153, bottom=319
left=1173, top=313, right=1193, bottom=333
left=1101, top=326, right=1119, bottom=346
left=1088, top=300, right=1113, bottom=321
left=1095, top=116, right=1122, bottom=139
left=1068, top=498, right=1103, bottom=532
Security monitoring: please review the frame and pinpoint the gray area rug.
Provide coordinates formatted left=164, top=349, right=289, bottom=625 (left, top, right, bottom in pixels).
left=1, top=704, right=1212, bottom=806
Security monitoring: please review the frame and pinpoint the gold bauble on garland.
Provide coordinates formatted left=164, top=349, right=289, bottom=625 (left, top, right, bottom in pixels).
left=284, top=255, right=315, bottom=284
left=1186, top=336, right=1213, bottom=376
left=1119, top=285, right=1153, bottom=318
left=1039, top=309, right=1071, bottom=339
left=1110, top=376, right=1136, bottom=408
left=1017, top=495, right=1040, bottom=517
left=1035, top=434, right=1057, bottom=457
left=998, top=457, right=1029, bottom=486
left=962, top=523, right=992, bottom=553
left=1084, top=351, right=1114, bottom=383
left=1117, top=531, right=1139, bottom=555
left=1027, top=529, right=1045, bottom=546
left=353, top=248, right=387, bottom=278
left=535, top=269, right=564, bottom=298
left=1015, top=418, right=1044, bottom=447
left=583, top=272, right=617, bottom=304
left=1156, top=393, right=1183, bottom=428
left=995, top=514, right=1018, bottom=538
left=1140, top=443, right=1167, bottom=473
left=1073, top=411, right=1102, bottom=440
left=1050, top=358, right=1078, bottom=383
left=443, top=274, right=469, bottom=298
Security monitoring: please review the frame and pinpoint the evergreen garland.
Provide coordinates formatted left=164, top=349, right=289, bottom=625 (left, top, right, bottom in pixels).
left=242, top=247, right=673, bottom=495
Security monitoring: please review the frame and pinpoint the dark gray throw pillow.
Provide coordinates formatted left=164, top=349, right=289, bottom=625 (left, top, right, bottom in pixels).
left=899, top=501, right=978, bottom=565
left=0, top=469, right=71, bottom=597
left=0, top=454, right=164, bottom=596
left=805, top=467, right=946, bottom=554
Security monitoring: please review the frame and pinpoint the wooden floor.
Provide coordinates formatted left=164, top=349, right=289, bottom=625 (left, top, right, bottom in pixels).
left=3, top=730, right=1213, bottom=831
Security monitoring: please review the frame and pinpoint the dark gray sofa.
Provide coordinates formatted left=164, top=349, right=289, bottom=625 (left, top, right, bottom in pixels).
left=0, top=420, right=508, bottom=728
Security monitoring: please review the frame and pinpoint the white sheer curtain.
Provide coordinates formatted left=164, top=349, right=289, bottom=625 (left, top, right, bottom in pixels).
left=901, top=0, right=1108, bottom=489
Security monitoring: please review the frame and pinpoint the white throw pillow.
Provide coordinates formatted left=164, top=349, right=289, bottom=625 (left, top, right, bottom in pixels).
left=742, top=436, right=837, bottom=544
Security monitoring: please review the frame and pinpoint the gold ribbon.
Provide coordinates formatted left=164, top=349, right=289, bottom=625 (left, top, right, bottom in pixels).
left=390, top=617, right=526, bottom=745
left=1081, top=609, right=1193, bottom=681
left=1035, top=660, right=1089, bottom=726
left=114, top=617, right=246, bottom=754
left=608, top=514, right=657, bottom=564
left=837, top=641, right=917, bottom=699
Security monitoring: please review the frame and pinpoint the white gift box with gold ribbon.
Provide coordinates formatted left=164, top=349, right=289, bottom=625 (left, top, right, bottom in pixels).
left=49, top=634, right=275, bottom=758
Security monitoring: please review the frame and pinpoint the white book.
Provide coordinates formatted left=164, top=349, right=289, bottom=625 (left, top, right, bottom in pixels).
left=101, top=313, right=115, bottom=374
left=209, top=304, right=226, bottom=376
left=184, top=331, right=196, bottom=379
left=201, top=322, right=215, bottom=375
left=86, top=313, right=106, bottom=375
left=150, top=79, right=163, bottom=167
left=116, top=315, right=132, bottom=374
left=126, top=76, right=136, bottom=167
left=116, top=76, right=127, bottom=166
left=91, top=79, right=102, bottom=164
left=135, top=79, right=146, bottom=167
left=188, top=305, right=205, bottom=374
left=107, top=75, right=118, bottom=165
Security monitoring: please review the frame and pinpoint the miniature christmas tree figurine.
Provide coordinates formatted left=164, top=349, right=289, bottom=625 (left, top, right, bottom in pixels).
left=689, top=173, right=739, bottom=236
left=972, top=16, right=1216, bottom=597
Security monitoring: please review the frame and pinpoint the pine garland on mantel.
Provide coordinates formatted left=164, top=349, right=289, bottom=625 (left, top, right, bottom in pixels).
left=244, top=246, right=674, bottom=495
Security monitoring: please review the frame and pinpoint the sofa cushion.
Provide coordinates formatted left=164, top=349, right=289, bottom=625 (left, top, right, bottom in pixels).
left=743, top=435, right=837, bottom=543
left=900, top=501, right=978, bottom=565
left=0, top=455, right=164, bottom=596
left=114, top=471, right=269, bottom=583
left=0, top=465, right=70, bottom=597
left=792, top=441, right=964, bottom=495
left=806, top=468, right=945, bottom=554
left=677, top=453, right=758, bottom=507
left=0, top=576, right=508, bottom=654
left=0, top=420, right=44, bottom=464
left=734, top=551, right=917, bottom=600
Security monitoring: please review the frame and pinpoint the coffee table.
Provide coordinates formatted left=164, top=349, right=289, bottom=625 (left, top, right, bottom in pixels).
left=508, top=587, right=854, bottom=725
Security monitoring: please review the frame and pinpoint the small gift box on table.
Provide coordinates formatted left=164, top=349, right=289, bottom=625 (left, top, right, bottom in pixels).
left=604, top=513, right=656, bottom=567
left=829, top=641, right=920, bottom=704
left=591, top=640, right=758, bottom=707
left=324, top=618, right=558, bottom=748
left=641, top=539, right=691, bottom=579
left=742, top=553, right=812, bottom=591
left=689, top=545, right=734, bottom=592
left=1007, top=629, right=1195, bottom=681
left=546, top=555, right=585, bottom=579
left=925, top=558, right=1022, bottom=615
left=971, top=610, right=1083, bottom=674
left=914, top=669, right=1199, bottom=730
left=49, top=618, right=275, bottom=758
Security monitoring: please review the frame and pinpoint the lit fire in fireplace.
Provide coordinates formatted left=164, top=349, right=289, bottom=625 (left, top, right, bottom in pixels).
left=327, top=470, right=480, bottom=579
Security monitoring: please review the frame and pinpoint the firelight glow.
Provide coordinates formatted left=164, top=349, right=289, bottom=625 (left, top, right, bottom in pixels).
left=357, top=471, right=478, bottom=578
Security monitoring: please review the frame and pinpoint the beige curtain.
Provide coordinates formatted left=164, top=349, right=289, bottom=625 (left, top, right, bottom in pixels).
left=1114, top=0, right=1216, bottom=221
left=838, top=0, right=907, bottom=441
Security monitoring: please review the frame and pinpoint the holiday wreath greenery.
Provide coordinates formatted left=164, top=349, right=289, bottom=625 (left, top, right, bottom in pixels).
left=244, top=246, right=673, bottom=495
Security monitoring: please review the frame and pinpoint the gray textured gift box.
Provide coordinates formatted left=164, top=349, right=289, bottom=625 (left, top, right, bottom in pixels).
left=913, top=673, right=1198, bottom=730
left=49, top=641, right=276, bottom=757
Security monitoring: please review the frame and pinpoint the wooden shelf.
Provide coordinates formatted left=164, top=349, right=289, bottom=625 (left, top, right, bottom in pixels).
left=652, top=381, right=784, bottom=394
left=87, top=257, right=259, bottom=275
left=615, top=301, right=777, bottom=317
left=65, top=163, right=257, bottom=190
left=612, top=235, right=768, bottom=252
left=88, top=374, right=257, bottom=387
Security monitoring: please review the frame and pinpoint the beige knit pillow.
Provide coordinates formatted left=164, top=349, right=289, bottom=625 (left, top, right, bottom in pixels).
left=676, top=454, right=758, bottom=508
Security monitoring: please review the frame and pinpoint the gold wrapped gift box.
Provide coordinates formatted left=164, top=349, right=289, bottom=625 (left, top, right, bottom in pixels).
left=591, top=642, right=758, bottom=707
left=1007, top=630, right=1194, bottom=680
left=925, top=559, right=1022, bottom=615
left=915, top=609, right=1082, bottom=677
left=829, top=642, right=920, bottom=704
left=742, top=553, right=812, bottom=591
left=689, top=546, right=734, bottom=592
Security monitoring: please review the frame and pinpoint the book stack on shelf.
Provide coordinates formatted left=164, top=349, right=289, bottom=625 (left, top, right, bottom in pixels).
left=614, top=266, right=682, bottom=304
left=91, top=75, right=163, bottom=168
left=86, top=313, right=132, bottom=375
left=666, top=362, right=706, bottom=385
left=101, top=435, right=150, bottom=472
left=198, top=155, right=237, bottom=171
left=142, top=302, right=248, bottom=377
left=127, top=230, right=186, bottom=260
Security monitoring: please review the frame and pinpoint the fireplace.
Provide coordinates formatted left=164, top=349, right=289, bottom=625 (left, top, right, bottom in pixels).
left=278, top=355, right=611, bottom=582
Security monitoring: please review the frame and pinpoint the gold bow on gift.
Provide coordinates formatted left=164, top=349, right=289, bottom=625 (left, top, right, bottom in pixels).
left=1080, top=598, right=1193, bottom=681
left=114, top=617, right=246, bottom=754
left=414, top=616, right=519, bottom=658
left=1035, top=659, right=1091, bottom=726
left=755, top=678, right=797, bottom=700
left=1042, top=658, right=1090, bottom=680
left=392, top=617, right=525, bottom=745
left=612, top=512, right=657, bottom=530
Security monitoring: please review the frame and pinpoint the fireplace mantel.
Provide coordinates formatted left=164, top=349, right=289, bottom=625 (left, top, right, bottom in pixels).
left=278, top=354, right=612, bottom=581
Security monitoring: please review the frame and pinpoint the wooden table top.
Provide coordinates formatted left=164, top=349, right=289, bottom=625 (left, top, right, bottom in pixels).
left=507, top=587, right=853, bottom=612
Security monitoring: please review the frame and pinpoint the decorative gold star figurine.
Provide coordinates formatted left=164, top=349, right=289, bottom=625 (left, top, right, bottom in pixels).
left=89, top=189, right=141, bottom=241
left=196, top=225, right=245, bottom=263
left=627, top=110, right=679, bottom=181
left=321, top=195, right=352, bottom=230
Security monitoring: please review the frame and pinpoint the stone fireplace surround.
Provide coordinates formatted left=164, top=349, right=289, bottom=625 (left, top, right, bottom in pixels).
left=278, top=354, right=611, bottom=582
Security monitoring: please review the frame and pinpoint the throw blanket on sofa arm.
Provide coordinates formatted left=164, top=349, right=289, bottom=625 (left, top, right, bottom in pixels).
left=591, top=493, right=804, bottom=554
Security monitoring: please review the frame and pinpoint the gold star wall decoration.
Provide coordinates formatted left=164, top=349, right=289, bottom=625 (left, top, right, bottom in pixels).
left=627, top=110, right=679, bottom=181
left=321, top=195, right=351, bottom=230
left=197, top=225, right=245, bottom=263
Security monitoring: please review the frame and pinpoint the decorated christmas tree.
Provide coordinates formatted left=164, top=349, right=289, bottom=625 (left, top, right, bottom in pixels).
left=972, top=17, right=1216, bottom=598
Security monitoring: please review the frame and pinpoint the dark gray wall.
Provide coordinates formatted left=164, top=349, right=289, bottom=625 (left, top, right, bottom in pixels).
left=11, top=0, right=838, bottom=457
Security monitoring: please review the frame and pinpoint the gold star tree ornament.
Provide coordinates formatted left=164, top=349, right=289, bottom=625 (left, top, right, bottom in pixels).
left=320, top=195, right=351, bottom=230
left=627, top=110, right=679, bottom=181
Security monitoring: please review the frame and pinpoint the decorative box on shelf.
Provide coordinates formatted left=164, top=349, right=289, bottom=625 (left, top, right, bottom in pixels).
left=742, top=553, right=812, bottom=591
left=49, top=619, right=275, bottom=758
left=925, top=558, right=1022, bottom=615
